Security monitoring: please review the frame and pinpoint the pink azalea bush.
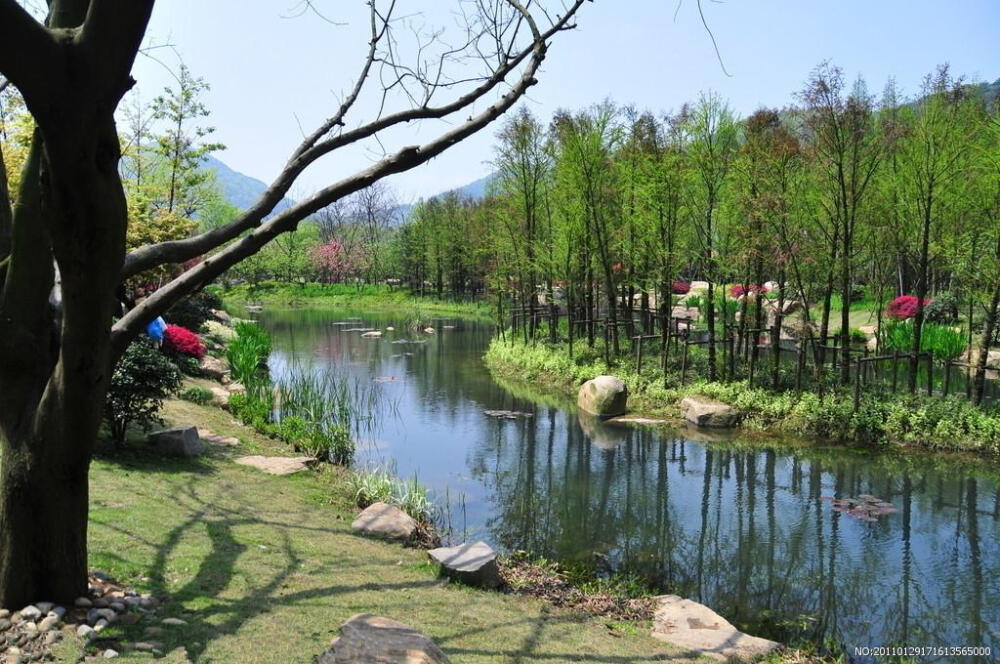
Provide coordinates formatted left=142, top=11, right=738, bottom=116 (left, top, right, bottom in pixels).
left=730, top=284, right=769, bottom=298
left=886, top=295, right=932, bottom=320
left=671, top=281, right=691, bottom=294
left=162, top=324, right=206, bottom=359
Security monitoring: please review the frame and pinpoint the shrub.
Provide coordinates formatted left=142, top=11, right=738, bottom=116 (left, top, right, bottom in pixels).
left=671, top=281, right=691, bottom=295
left=165, top=290, right=223, bottom=332
left=179, top=385, right=213, bottom=405
left=729, top=284, right=768, bottom=298
left=886, top=295, right=932, bottom=320
left=104, top=337, right=182, bottom=445
left=162, top=325, right=206, bottom=359
left=924, top=292, right=959, bottom=323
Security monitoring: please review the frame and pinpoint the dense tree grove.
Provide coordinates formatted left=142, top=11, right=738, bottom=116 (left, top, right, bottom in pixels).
left=397, top=64, right=1000, bottom=403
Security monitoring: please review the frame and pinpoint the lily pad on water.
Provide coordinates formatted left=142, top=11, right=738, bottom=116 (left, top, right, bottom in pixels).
left=822, top=495, right=897, bottom=522
left=484, top=409, right=534, bottom=420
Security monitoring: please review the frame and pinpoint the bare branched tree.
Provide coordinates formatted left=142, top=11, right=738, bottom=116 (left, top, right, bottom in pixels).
left=0, top=0, right=587, bottom=606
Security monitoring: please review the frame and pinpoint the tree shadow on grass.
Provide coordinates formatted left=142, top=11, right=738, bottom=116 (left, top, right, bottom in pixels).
left=90, top=472, right=688, bottom=663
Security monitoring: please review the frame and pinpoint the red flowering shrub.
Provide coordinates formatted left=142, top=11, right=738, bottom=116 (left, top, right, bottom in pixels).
left=671, top=281, right=691, bottom=294
left=162, top=325, right=206, bottom=359
left=730, top=284, right=769, bottom=298
left=886, top=295, right=932, bottom=320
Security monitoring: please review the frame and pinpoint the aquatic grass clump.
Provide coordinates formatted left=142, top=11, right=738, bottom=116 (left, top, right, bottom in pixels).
left=348, top=467, right=434, bottom=522
left=273, top=364, right=396, bottom=465
left=227, top=322, right=272, bottom=386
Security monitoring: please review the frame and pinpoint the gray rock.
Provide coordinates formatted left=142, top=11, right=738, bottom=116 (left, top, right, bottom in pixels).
left=73, top=597, right=92, bottom=608
left=37, top=616, right=59, bottom=632
left=109, top=602, right=126, bottom=613
left=47, top=606, right=66, bottom=619
left=148, top=426, right=204, bottom=457
left=210, top=386, right=230, bottom=408
left=199, top=355, right=229, bottom=381
left=0, top=609, right=8, bottom=619
left=317, top=614, right=450, bottom=664
left=427, top=541, right=501, bottom=589
left=0, top=619, right=9, bottom=631
left=43, top=631, right=60, bottom=646
left=577, top=375, right=628, bottom=418
left=18, top=606, right=41, bottom=621
left=351, top=502, right=418, bottom=540
left=651, top=595, right=780, bottom=661
left=139, top=596, right=159, bottom=609
left=103, top=649, right=119, bottom=659
left=680, top=396, right=741, bottom=428
left=77, top=624, right=95, bottom=640
left=161, top=618, right=187, bottom=626
left=33, top=602, right=53, bottom=615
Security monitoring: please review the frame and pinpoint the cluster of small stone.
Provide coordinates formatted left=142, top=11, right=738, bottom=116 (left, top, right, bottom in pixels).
left=0, top=572, right=165, bottom=663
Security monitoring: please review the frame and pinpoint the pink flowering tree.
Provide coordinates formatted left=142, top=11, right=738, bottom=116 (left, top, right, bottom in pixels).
left=310, top=240, right=366, bottom=284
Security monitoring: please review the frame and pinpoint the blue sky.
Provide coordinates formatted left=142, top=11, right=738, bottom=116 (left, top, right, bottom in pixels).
left=131, top=1, right=1000, bottom=205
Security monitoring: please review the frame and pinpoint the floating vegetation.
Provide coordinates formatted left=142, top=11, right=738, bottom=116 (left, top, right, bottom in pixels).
left=821, top=495, right=898, bottom=522
left=484, top=409, right=534, bottom=420
left=373, top=376, right=400, bottom=383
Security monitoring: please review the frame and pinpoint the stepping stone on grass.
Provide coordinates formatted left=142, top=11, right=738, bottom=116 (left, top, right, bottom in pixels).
left=651, top=595, right=780, bottom=661
left=351, top=502, right=416, bottom=540
left=317, top=614, right=450, bottom=663
left=427, top=541, right=501, bottom=589
left=198, top=429, right=240, bottom=446
left=234, top=456, right=317, bottom=475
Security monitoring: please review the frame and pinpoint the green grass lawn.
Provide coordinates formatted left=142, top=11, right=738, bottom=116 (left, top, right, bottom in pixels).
left=76, top=398, right=696, bottom=663
left=216, top=281, right=493, bottom=321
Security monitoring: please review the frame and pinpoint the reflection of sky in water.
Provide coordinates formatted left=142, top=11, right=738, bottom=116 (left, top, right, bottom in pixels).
left=258, top=309, right=999, bottom=660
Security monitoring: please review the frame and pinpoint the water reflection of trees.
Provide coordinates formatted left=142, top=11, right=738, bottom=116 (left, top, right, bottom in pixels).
left=259, top=310, right=998, bottom=658
left=473, top=413, right=999, bottom=654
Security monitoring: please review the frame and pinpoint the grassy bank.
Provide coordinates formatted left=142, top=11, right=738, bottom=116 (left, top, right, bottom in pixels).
left=76, top=396, right=692, bottom=663
left=215, top=281, right=492, bottom=320
left=485, top=336, right=1000, bottom=457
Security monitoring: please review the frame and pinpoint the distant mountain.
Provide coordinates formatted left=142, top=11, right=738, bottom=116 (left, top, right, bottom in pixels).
left=395, top=172, right=497, bottom=223
left=449, top=173, right=496, bottom=201
left=202, top=155, right=295, bottom=214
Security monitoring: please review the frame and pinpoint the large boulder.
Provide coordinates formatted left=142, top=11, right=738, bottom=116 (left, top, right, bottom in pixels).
left=351, top=502, right=417, bottom=540
left=199, top=355, right=229, bottom=381
left=651, top=595, right=780, bottom=661
left=427, top=541, right=501, bottom=589
left=148, top=427, right=204, bottom=457
left=577, top=376, right=628, bottom=419
left=680, top=396, right=740, bottom=428
left=317, top=614, right=450, bottom=664
left=210, top=386, right=230, bottom=408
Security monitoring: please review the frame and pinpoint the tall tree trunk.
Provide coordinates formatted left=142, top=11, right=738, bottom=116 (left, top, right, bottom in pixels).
left=973, top=280, right=1000, bottom=406
left=909, top=191, right=933, bottom=392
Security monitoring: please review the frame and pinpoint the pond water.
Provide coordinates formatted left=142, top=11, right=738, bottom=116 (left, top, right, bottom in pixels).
left=256, top=308, right=999, bottom=661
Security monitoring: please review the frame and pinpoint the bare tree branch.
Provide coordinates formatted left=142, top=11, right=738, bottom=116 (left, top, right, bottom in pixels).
left=121, top=0, right=581, bottom=279
left=112, top=0, right=586, bottom=351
